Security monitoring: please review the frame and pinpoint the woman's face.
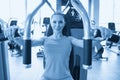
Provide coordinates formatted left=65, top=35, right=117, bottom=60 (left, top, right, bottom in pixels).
left=50, top=14, right=65, bottom=32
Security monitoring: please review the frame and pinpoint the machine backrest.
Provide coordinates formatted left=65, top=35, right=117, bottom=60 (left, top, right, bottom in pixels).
left=108, top=22, right=115, bottom=33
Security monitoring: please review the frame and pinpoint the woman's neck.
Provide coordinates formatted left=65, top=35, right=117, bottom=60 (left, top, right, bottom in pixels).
left=52, top=32, right=63, bottom=39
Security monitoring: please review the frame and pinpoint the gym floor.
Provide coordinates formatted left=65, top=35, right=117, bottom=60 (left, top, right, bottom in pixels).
left=8, top=45, right=120, bottom=80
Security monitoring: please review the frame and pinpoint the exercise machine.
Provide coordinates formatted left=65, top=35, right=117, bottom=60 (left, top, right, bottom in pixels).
left=7, top=19, right=22, bottom=57
left=0, top=0, right=92, bottom=80
left=106, top=33, right=120, bottom=55
left=24, top=0, right=92, bottom=80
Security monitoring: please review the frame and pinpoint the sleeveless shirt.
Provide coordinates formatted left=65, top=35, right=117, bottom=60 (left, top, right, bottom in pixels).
left=41, top=36, right=73, bottom=80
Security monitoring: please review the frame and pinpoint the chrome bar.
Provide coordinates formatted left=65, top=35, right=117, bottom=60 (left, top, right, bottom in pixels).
left=23, top=0, right=46, bottom=66
left=46, top=0, right=55, bottom=12
left=71, top=0, right=92, bottom=70
left=71, top=0, right=91, bottom=39
left=24, top=0, right=46, bottom=39
left=0, top=19, right=10, bottom=80
left=56, top=0, right=62, bottom=12
left=0, top=42, right=10, bottom=80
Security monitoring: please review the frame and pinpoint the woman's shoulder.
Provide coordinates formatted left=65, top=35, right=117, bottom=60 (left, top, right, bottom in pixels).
left=67, top=36, right=76, bottom=40
left=67, top=36, right=77, bottom=43
left=36, top=36, right=48, bottom=43
left=40, top=36, right=48, bottom=40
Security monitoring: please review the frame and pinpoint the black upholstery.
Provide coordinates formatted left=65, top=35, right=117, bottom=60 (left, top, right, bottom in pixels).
left=70, top=28, right=83, bottom=80
left=107, top=34, right=119, bottom=43
left=107, top=22, right=116, bottom=48
left=108, top=22, right=115, bottom=33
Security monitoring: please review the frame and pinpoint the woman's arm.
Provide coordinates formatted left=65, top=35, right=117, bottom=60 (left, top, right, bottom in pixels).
left=13, top=36, right=46, bottom=47
left=14, top=37, right=24, bottom=45
left=31, top=37, right=46, bottom=47
left=68, top=36, right=83, bottom=48
left=5, top=26, right=46, bottom=47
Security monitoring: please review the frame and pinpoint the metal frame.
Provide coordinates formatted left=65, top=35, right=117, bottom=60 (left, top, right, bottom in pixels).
left=0, top=42, right=10, bottom=80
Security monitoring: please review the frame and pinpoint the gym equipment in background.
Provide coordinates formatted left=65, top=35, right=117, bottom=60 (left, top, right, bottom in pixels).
left=7, top=19, right=22, bottom=57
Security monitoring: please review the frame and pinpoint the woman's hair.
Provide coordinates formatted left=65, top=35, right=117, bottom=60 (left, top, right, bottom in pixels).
left=47, top=12, right=69, bottom=36
left=51, top=12, right=66, bottom=22
left=94, top=29, right=102, bottom=38
left=51, top=12, right=64, bottom=18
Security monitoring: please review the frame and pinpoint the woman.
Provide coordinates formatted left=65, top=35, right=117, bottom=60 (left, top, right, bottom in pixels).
left=7, top=12, right=83, bottom=80
left=92, top=29, right=105, bottom=59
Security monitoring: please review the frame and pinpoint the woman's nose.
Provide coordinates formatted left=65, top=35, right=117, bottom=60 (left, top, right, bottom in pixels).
left=56, top=22, right=60, bottom=26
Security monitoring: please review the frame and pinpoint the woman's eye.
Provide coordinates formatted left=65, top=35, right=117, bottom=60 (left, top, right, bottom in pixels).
left=52, top=20, right=64, bottom=24
left=53, top=21, right=56, bottom=23
left=59, top=21, right=63, bottom=23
